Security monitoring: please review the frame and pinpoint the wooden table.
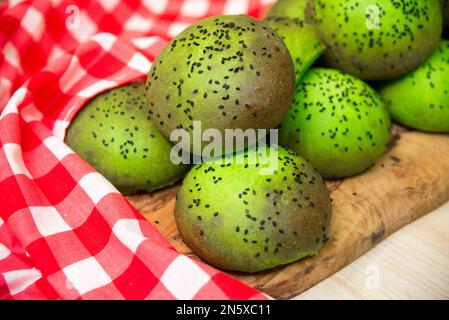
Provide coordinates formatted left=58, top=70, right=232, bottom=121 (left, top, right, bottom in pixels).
left=294, top=201, right=449, bottom=299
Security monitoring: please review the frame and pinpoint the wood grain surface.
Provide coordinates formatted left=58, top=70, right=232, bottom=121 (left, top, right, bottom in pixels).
left=126, top=128, right=449, bottom=299
left=295, top=201, right=449, bottom=299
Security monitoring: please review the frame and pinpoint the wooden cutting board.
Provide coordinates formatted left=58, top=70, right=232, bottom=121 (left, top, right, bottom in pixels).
left=126, top=127, right=449, bottom=299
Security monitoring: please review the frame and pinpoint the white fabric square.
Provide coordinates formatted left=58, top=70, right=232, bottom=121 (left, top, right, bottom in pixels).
left=223, top=0, right=249, bottom=14
left=2, top=143, right=32, bottom=178
left=0, top=87, right=27, bottom=120
left=76, top=80, right=117, bottom=98
left=29, top=206, right=72, bottom=237
left=0, top=242, right=11, bottom=260
left=161, top=255, right=210, bottom=300
left=3, top=43, right=21, bottom=70
left=69, top=11, right=97, bottom=43
left=21, top=6, right=45, bottom=42
left=0, top=77, right=12, bottom=91
left=91, top=33, right=117, bottom=51
left=3, top=268, right=42, bottom=296
left=47, top=44, right=65, bottom=63
left=21, top=103, right=43, bottom=122
left=43, top=136, right=74, bottom=161
left=78, top=172, right=119, bottom=204
left=131, top=36, right=160, bottom=50
left=62, top=257, right=112, bottom=295
left=112, top=219, right=147, bottom=253
left=8, top=0, right=28, bottom=7
left=97, top=0, right=120, bottom=12
left=0, top=77, right=13, bottom=107
left=52, top=120, right=70, bottom=140
left=142, top=0, right=168, bottom=14
left=167, top=22, right=190, bottom=38
left=124, top=13, right=154, bottom=32
left=59, top=56, right=86, bottom=94
left=180, top=0, right=209, bottom=17
left=128, top=53, right=152, bottom=73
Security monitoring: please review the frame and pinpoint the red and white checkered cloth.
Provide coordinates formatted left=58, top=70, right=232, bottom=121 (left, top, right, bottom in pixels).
left=0, top=0, right=274, bottom=300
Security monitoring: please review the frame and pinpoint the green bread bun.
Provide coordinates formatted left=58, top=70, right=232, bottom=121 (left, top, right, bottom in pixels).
left=66, top=83, right=189, bottom=195
left=379, top=40, right=449, bottom=133
left=175, top=145, right=331, bottom=273
left=265, top=0, right=309, bottom=20
left=309, top=0, right=443, bottom=80
left=265, top=17, right=325, bottom=82
left=279, top=68, right=391, bottom=179
left=146, top=15, right=295, bottom=155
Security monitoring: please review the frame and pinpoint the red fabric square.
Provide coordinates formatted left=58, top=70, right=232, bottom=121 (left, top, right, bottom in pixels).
left=0, top=274, right=11, bottom=300
left=21, top=122, right=45, bottom=153
left=26, top=238, right=61, bottom=275
left=18, top=36, right=48, bottom=76
left=0, top=176, right=28, bottom=220
left=27, top=70, right=72, bottom=120
left=73, top=208, right=111, bottom=256
left=34, top=162, right=78, bottom=205
left=35, top=278, right=59, bottom=300
left=78, top=42, right=129, bottom=79
left=211, top=273, right=261, bottom=300
left=113, top=256, right=159, bottom=300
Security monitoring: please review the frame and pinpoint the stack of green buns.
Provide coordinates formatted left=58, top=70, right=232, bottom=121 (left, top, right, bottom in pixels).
left=66, top=0, right=448, bottom=273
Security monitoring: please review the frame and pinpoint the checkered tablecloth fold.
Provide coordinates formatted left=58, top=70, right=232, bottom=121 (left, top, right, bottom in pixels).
left=0, top=0, right=273, bottom=300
